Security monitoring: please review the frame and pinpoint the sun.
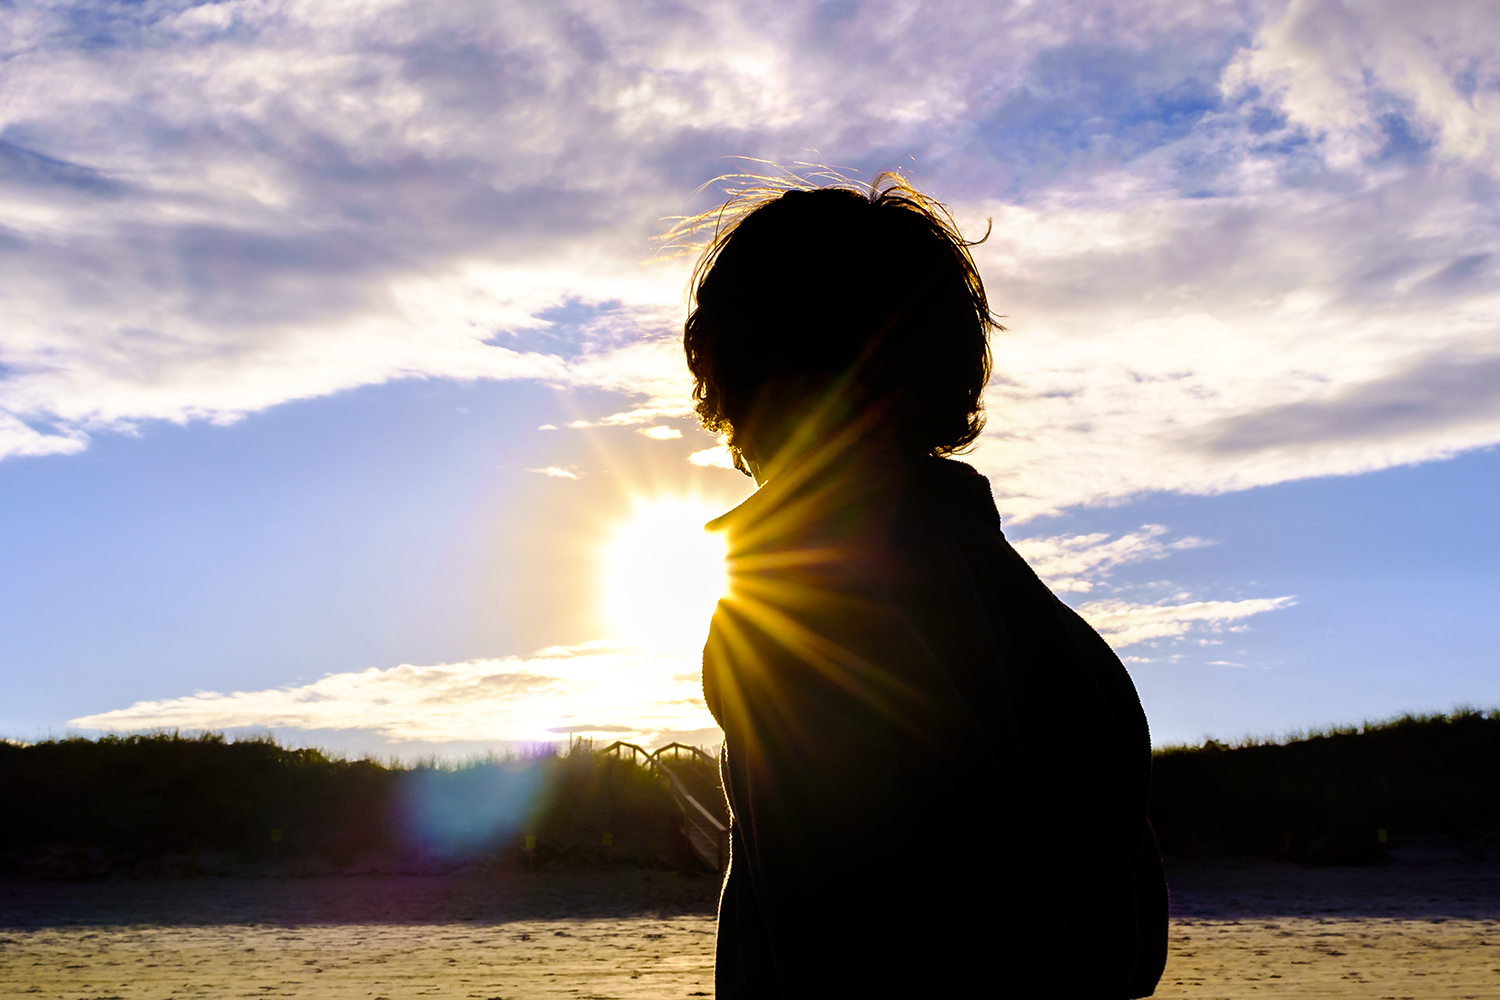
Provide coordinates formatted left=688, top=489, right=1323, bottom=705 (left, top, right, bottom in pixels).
left=602, top=498, right=729, bottom=652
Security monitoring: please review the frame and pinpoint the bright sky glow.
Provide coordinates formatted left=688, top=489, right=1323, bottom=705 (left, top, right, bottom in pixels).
left=602, top=499, right=729, bottom=653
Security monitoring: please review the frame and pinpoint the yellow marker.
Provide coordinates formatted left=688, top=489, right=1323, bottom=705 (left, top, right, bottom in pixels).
left=269, top=828, right=282, bottom=843
left=524, top=834, right=537, bottom=850
left=1377, top=829, right=1388, bottom=844
left=602, top=832, right=614, bottom=847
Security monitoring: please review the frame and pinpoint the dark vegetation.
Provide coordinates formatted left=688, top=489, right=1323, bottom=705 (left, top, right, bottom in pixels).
left=1149, top=709, right=1500, bottom=865
left=0, top=734, right=722, bottom=880
left=4, top=709, right=1497, bottom=879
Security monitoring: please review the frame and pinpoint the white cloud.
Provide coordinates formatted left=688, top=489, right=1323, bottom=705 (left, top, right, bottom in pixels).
left=1077, top=595, right=1297, bottom=649
left=688, top=445, right=737, bottom=469
left=947, top=0, right=1500, bottom=518
left=638, top=425, right=682, bottom=440
left=529, top=465, right=580, bottom=479
left=69, top=641, right=718, bottom=748
left=1009, top=525, right=1292, bottom=648
left=0, top=0, right=1496, bottom=522
left=965, top=186, right=1500, bottom=519
left=0, top=413, right=86, bottom=459
left=1011, top=524, right=1208, bottom=593
left=1224, top=0, right=1500, bottom=166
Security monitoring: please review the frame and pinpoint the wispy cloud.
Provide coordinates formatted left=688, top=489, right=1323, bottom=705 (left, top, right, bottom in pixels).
left=1012, top=524, right=1209, bottom=594
left=1077, top=596, right=1297, bottom=649
left=1011, top=524, right=1292, bottom=648
left=0, top=0, right=1495, bottom=519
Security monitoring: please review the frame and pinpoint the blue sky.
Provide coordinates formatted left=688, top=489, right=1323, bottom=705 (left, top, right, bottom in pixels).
left=1, top=0, right=1497, bottom=753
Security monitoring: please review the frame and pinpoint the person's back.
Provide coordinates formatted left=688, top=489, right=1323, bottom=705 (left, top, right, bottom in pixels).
left=683, top=178, right=1167, bottom=997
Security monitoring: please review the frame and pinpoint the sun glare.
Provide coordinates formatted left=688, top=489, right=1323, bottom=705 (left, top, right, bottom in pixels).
left=603, top=499, right=729, bottom=651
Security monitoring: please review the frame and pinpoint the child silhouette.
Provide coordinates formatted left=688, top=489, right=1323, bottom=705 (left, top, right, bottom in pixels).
left=686, top=178, right=1168, bottom=998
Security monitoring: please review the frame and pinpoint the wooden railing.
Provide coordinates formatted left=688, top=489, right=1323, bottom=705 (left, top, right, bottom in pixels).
left=600, top=740, right=728, bottom=871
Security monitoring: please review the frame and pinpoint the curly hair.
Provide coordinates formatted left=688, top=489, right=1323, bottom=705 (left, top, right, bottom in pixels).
left=681, top=174, right=997, bottom=475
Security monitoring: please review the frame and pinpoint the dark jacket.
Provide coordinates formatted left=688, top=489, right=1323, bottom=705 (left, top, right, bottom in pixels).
left=703, top=452, right=1167, bottom=998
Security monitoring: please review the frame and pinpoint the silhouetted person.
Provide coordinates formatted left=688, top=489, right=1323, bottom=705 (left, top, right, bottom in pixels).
left=685, top=179, right=1168, bottom=998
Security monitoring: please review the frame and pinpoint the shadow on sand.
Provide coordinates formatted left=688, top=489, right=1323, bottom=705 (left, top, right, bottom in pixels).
left=0, top=869, right=722, bottom=930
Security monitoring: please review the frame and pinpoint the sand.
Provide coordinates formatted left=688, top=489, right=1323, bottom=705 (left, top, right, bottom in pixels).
left=0, top=871, right=721, bottom=999
left=0, top=918, right=717, bottom=999
left=1156, top=917, right=1500, bottom=999
left=1155, top=859, right=1500, bottom=999
left=3, top=861, right=1499, bottom=998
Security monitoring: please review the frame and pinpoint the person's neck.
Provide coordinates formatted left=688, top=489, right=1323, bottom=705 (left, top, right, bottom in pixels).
left=747, top=419, right=906, bottom=488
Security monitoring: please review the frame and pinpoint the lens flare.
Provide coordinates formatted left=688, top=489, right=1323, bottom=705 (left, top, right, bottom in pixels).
left=603, top=499, right=729, bottom=651
left=400, top=762, right=543, bottom=856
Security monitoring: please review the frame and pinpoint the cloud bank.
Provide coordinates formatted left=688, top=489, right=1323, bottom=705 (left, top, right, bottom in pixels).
left=1, top=0, right=1497, bottom=518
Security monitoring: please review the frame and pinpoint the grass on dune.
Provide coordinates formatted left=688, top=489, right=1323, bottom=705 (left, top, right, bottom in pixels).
left=1150, top=708, right=1500, bottom=864
left=4, top=708, right=1497, bottom=875
left=0, top=732, right=720, bottom=876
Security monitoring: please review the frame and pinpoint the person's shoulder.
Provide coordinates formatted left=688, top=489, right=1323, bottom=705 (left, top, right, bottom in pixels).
left=905, top=456, right=1001, bottom=532
left=706, top=450, right=901, bottom=546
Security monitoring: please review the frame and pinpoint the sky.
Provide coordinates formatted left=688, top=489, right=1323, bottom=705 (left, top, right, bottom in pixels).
left=1, top=0, right=1497, bottom=756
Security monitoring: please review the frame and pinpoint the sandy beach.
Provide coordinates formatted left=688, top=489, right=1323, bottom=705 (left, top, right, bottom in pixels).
left=3, top=860, right=1498, bottom=998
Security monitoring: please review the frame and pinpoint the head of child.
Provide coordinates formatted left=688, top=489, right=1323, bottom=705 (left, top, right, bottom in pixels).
left=684, top=178, right=997, bottom=483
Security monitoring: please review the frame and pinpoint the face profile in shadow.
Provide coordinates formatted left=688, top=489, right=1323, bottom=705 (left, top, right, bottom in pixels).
left=681, top=176, right=1169, bottom=999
